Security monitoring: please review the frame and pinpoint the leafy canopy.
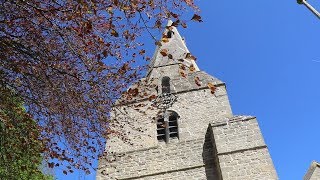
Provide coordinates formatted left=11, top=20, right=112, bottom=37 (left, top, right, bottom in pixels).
left=0, top=0, right=201, bottom=174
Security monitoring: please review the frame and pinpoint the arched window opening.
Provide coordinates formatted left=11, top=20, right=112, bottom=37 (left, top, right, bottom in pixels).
left=161, top=76, right=171, bottom=94
left=156, top=111, right=179, bottom=143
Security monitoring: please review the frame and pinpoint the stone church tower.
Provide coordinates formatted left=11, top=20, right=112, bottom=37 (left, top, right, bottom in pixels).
left=97, top=21, right=278, bottom=180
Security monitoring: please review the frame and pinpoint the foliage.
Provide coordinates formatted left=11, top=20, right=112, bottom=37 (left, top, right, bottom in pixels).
left=0, top=87, right=53, bottom=180
left=0, top=0, right=200, bottom=174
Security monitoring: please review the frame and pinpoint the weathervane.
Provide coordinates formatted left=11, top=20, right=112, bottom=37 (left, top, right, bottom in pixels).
left=297, top=0, right=320, bottom=19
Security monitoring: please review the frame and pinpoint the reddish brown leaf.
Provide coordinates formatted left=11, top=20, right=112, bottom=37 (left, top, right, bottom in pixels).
left=121, top=6, right=131, bottom=11
left=160, top=49, right=168, bottom=56
left=102, top=50, right=108, bottom=57
left=111, top=29, right=119, bottom=37
left=148, top=95, right=157, bottom=101
left=191, top=14, right=203, bottom=22
left=179, top=70, right=186, bottom=78
left=185, top=53, right=197, bottom=61
left=155, top=20, right=162, bottom=28
left=170, top=12, right=179, bottom=18
left=155, top=41, right=162, bottom=46
left=161, top=37, right=169, bottom=43
left=181, top=22, right=187, bottom=28
left=128, top=88, right=139, bottom=97
left=208, top=82, right=216, bottom=94
left=171, top=20, right=180, bottom=27
left=189, top=64, right=195, bottom=72
left=139, top=49, right=146, bottom=55
left=48, top=162, right=55, bottom=168
left=113, top=0, right=119, bottom=6
left=195, top=76, right=201, bottom=86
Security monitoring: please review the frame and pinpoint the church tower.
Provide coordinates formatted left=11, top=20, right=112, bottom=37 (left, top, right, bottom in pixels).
left=97, top=21, right=278, bottom=180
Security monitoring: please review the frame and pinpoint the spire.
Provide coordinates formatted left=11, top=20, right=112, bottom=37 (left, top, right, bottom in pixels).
left=147, top=20, right=199, bottom=75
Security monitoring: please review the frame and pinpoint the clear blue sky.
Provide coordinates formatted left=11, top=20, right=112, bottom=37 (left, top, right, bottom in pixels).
left=56, top=1, right=320, bottom=179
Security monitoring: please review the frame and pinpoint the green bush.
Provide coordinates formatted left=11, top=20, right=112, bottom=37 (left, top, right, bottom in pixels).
left=0, top=87, right=53, bottom=180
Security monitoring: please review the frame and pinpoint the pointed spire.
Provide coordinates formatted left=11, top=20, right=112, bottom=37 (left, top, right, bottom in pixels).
left=147, top=20, right=199, bottom=75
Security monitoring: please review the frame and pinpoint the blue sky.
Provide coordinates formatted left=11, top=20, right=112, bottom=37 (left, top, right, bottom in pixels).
left=56, top=1, right=320, bottom=179
left=191, top=0, right=320, bottom=179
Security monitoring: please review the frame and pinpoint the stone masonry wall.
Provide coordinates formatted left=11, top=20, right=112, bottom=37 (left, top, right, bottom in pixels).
left=106, top=85, right=232, bottom=154
left=210, top=116, right=278, bottom=180
left=97, top=137, right=220, bottom=180
left=309, top=167, right=320, bottom=180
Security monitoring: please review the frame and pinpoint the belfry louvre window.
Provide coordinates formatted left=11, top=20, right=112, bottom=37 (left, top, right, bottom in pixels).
left=157, top=118, right=166, bottom=141
left=168, top=114, right=178, bottom=138
left=157, top=111, right=179, bottom=142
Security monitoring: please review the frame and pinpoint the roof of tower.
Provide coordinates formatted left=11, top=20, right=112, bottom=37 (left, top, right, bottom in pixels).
left=147, top=20, right=199, bottom=76
left=304, top=161, right=320, bottom=180
left=114, top=21, right=226, bottom=105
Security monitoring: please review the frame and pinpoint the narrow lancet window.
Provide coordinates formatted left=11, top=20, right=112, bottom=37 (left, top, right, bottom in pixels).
left=161, top=76, right=171, bottom=94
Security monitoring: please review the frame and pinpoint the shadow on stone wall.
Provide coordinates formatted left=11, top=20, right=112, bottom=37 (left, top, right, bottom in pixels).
left=202, top=125, right=221, bottom=180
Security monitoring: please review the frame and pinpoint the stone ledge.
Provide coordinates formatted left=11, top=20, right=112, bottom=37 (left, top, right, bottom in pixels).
left=217, top=145, right=267, bottom=156
left=119, top=164, right=205, bottom=180
left=148, top=62, right=181, bottom=70
left=210, top=115, right=256, bottom=127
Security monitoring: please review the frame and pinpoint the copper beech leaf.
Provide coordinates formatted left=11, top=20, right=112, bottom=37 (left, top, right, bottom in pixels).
left=160, top=49, right=168, bottom=56
left=128, top=88, right=139, bottom=97
left=172, top=20, right=180, bottom=27
left=139, top=49, right=146, bottom=55
left=170, top=12, right=179, bottom=18
left=195, top=76, right=201, bottom=86
left=148, top=95, right=157, bottom=101
left=111, top=29, right=119, bottom=37
left=179, top=64, right=186, bottom=70
left=155, top=41, right=162, bottom=46
left=161, top=37, right=169, bottom=43
left=179, top=70, right=186, bottom=78
left=186, top=53, right=197, bottom=60
left=191, top=14, right=203, bottom=22
left=207, top=82, right=216, bottom=94
left=189, top=64, right=195, bottom=72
